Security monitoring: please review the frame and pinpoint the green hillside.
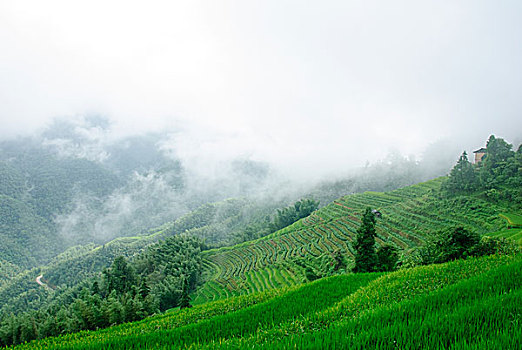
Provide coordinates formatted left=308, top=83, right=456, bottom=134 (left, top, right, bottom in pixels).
left=0, top=150, right=122, bottom=268
left=194, top=177, right=512, bottom=303
left=487, top=213, right=522, bottom=245
left=2, top=171, right=519, bottom=348
left=0, top=197, right=277, bottom=316
left=1, top=134, right=520, bottom=348
left=12, top=254, right=521, bottom=349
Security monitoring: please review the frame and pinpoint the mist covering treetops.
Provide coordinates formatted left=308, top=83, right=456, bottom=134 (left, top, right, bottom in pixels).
left=0, top=118, right=274, bottom=268
left=0, top=117, right=471, bottom=270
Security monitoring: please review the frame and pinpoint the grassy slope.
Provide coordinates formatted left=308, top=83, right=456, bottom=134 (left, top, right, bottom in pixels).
left=487, top=213, right=522, bottom=245
left=194, top=177, right=516, bottom=303
left=499, top=213, right=522, bottom=227
left=13, top=254, right=521, bottom=349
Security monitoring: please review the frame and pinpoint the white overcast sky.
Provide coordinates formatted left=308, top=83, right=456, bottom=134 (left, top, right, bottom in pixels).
left=1, top=0, right=521, bottom=176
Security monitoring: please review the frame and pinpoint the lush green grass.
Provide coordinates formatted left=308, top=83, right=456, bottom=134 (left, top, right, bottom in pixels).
left=499, top=213, right=522, bottom=227
left=241, top=258, right=521, bottom=350
left=12, top=273, right=380, bottom=349
left=488, top=228, right=522, bottom=245
left=13, top=254, right=520, bottom=350
left=488, top=213, right=522, bottom=245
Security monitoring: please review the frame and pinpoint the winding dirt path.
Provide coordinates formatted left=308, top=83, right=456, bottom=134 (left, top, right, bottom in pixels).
left=36, top=274, right=44, bottom=286
left=36, top=274, right=52, bottom=290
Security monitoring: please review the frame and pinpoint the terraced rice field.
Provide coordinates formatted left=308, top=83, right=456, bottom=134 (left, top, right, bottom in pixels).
left=487, top=213, right=522, bottom=245
left=194, top=178, right=506, bottom=303
left=499, top=213, right=522, bottom=227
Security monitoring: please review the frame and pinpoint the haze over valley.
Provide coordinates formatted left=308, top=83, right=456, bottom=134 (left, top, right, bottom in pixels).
left=0, top=1, right=521, bottom=349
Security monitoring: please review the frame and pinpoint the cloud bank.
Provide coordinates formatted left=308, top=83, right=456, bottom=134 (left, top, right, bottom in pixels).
left=1, top=0, right=521, bottom=178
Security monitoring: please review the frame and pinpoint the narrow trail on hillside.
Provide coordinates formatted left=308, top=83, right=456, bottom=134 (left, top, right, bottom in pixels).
left=36, top=274, right=52, bottom=290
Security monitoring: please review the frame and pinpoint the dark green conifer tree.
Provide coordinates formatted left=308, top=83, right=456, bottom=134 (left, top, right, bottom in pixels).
left=376, top=245, right=399, bottom=272
left=479, top=135, right=515, bottom=188
left=139, top=279, right=150, bottom=299
left=179, top=277, right=191, bottom=309
left=353, top=207, right=378, bottom=273
left=304, top=266, right=319, bottom=282
left=104, top=256, right=136, bottom=295
left=444, top=151, right=477, bottom=193
left=90, top=280, right=100, bottom=296
left=332, top=249, right=346, bottom=271
left=106, top=291, right=124, bottom=325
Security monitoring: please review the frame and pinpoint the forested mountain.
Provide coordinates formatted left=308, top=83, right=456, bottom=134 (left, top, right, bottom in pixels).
left=0, top=118, right=274, bottom=270
left=0, top=147, right=121, bottom=267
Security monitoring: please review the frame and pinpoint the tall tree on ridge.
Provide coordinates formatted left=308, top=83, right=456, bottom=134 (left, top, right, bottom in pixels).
left=353, top=207, right=378, bottom=273
left=179, top=276, right=191, bottom=309
left=444, top=151, right=477, bottom=193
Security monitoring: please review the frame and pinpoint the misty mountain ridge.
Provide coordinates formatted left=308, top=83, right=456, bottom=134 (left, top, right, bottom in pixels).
left=2, top=117, right=513, bottom=273
left=4, top=118, right=520, bottom=270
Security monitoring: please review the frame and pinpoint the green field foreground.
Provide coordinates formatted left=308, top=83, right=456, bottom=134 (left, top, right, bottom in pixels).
left=13, top=253, right=521, bottom=350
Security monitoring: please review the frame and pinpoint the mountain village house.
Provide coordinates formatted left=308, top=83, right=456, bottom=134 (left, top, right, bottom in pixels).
left=473, top=148, right=487, bottom=164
